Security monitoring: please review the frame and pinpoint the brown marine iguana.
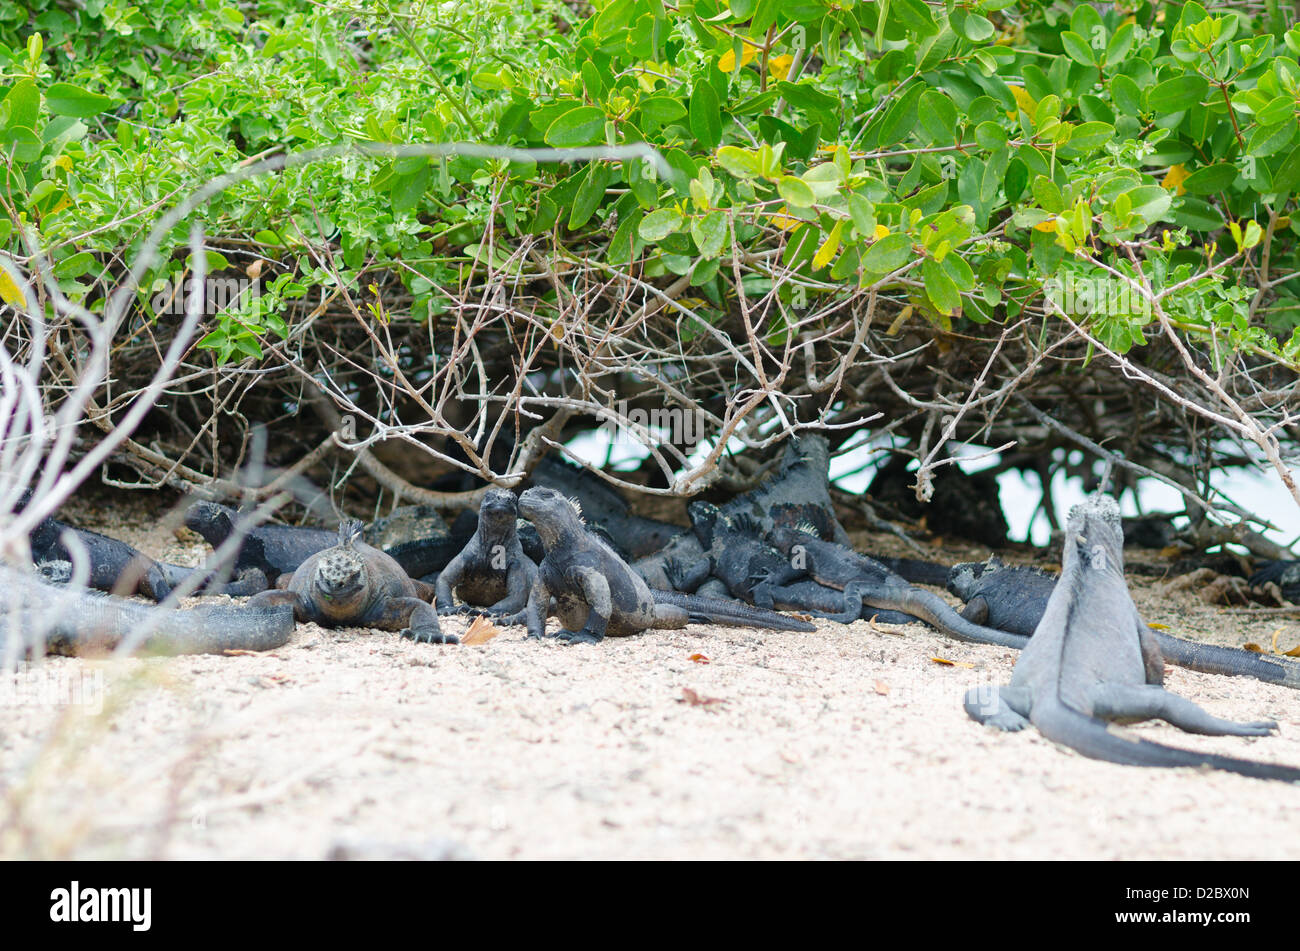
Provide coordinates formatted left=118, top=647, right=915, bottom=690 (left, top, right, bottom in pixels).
left=949, top=557, right=1300, bottom=690
left=964, top=494, right=1300, bottom=782
left=435, top=489, right=537, bottom=621
left=248, top=519, right=457, bottom=644
left=1, top=565, right=293, bottom=657
left=764, top=526, right=1030, bottom=649
left=516, top=487, right=814, bottom=643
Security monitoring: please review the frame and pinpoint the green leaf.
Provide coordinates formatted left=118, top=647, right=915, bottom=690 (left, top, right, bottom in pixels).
left=544, top=106, right=606, bottom=147
left=691, top=209, right=727, bottom=258
left=45, top=82, right=117, bottom=118
left=962, top=13, right=995, bottom=42
left=716, top=146, right=761, bottom=179
left=876, top=84, right=924, bottom=148
left=689, top=81, right=722, bottom=150
left=777, top=175, right=816, bottom=208
left=54, top=251, right=96, bottom=278
left=569, top=163, right=609, bottom=229
left=922, top=256, right=960, bottom=314
left=919, top=90, right=957, bottom=145
left=1147, top=75, right=1208, bottom=114
left=638, top=207, right=684, bottom=242
left=3, top=79, right=40, bottom=131
left=861, top=232, right=912, bottom=275
left=1180, top=163, right=1237, bottom=195
left=1060, top=32, right=1096, bottom=67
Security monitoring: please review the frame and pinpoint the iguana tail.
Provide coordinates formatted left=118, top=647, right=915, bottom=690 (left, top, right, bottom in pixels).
left=1154, top=631, right=1300, bottom=690
left=3, top=568, right=294, bottom=657
left=1033, top=700, right=1300, bottom=783
left=653, top=590, right=816, bottom=632
left=857, top=582, right=1031, bottom=650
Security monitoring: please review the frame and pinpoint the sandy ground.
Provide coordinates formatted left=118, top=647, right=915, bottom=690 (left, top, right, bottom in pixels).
left=4, top=494, right=1300, bottom=860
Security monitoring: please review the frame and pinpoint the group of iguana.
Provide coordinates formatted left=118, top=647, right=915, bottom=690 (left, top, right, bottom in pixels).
left=8, top=434, right=1300, bottom=783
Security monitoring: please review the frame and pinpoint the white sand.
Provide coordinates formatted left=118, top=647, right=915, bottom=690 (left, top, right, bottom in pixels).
left=3, top=496, right=1299, bottom=860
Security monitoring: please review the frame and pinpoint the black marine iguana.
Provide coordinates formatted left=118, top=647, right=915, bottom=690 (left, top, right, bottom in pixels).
left=763, top=527, right=1029, bottom=648
left=949, top=557, right=1300, bottom=690
left=963, top=495, right=1300, bottom=782
left=1, top=565, right=293, bottom=657
left=26, top=501, right=264, bottom=600
left=186, top=501, right=337, bottom=585
left=248, top=520, right=456, bottom=644
left=516, top=487, right=814, bottom=643
left=531, top=455, right=683, bottom=559
left=436, top=489, right=538, bottom=621
left=632, top=433, right=849, bottom=592
left=1249, top=560, right=1300, bottom=604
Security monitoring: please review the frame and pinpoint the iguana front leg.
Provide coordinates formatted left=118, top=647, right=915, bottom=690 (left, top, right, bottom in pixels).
left=247, top=588, right=311, bottom=621
left=963, top=684, right=1032, bottom=731
left=1089, top=684, right=1277, bottom=736
left=435, top=552, right=468, bottom=615
left=483, top=561, right=532, bottom=620
left=524, top=575, right=553, bottom=639
left=367, top=597, right=459, bottom=645
left=665, top=557, right=712, bottom=594
left=556, top=566, right=612, bottom=644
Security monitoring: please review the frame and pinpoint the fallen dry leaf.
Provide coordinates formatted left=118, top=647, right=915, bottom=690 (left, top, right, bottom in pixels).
left=688, top=653, right=710, bottom=664
left=222, top=649, right=262, bottom=657
left=1147, top=622, right=1170, bottom=630
left=930, top=656, right=975, bottom=669
left=873, top=680, right=891, bottom=696
left=868, top=614, right=905, bottom=634
left=1244, top=643, right=1263, bottom=652
left=679, top=687, right=726, bottom=708
left=461, top=615, right=501, bottom=646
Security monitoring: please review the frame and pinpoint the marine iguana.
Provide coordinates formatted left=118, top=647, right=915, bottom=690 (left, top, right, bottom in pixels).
left=719, top=434, right=852, bottom=546
left=27, top=505, right=266, bottom=600
left=186, top=501, right=336, bottom=585
left=963, top=495, right=1300, bottom=782
left=435, top=489, right=538, bottom=621
left=530, top=455, right=683, bottom=559
left=632, top=433, right=849, bottom=593
left=248, top=520, right=456, bottom=644
left=666, top=502, right=799, bottom=602
left=867, top=452, right=1008, bottom=547
left=0, top=565, right=293, bottom=657
left=948, top=557, right=1300, bottom=689
left=764, top=527, right=1029, bottom=649
left=1249, top=560, right=1300, bottom=604
left=516, top=487, right=814, bottom=643
left=750, top=578, right=920, bottom=625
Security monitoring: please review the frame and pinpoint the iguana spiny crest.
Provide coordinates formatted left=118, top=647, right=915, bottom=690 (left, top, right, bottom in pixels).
left=313, top=519, right=368, bottom=605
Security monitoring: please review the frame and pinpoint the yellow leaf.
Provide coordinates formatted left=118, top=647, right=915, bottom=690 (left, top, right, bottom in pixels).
left=1008, top=84, right=1037, bottom=119
left=768, top=54, right=794, bottom=84
left=873, top=224, right=891, bottom=240
left=1162, top=163, right=1189, bottom=195
left=54, top=154, right=73, bottom=172
left=717, top=45, right=758, bottom=72
left=764, top=205, right=795, bottom=229
left=885, top=304, right=912, bottom=335
left=812, top=219, right=843, bottom=270
left=930, top=656, right=976, bottom=668
left=1033, top=218, right=1058, bottom=232
left=461, top=615, right=501, bottom=645
left=0, top=262, right=26, bottom=306
left=1147, top=622, right=1170, bottom=630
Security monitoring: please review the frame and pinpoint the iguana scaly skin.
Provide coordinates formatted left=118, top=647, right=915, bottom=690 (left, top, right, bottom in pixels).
left=0, top=565, right=293, bottom=657
left=517, top=487, right=814, bottom=644
left=765, top=527, right=1029, bottom=649
left=248, top=520, right=456, bottom=644
left=719, top=434, right=851, bottom=546
left=949, top=557, right=1300, bottom=690
left=436, top=489, right=537, bottom=621
left=964, top=494, right=1300, bottom=782
left=186, top=501, right=336, bottom=585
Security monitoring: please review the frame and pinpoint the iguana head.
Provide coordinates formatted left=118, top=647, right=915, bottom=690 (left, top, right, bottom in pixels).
left=688, top=501, right=722, bottom=546
left=518, top=486, right=584, bottom=550
left=1063, top=493, right=1124, bottom=575
left=311, top=519, right=369, bottom=611
left=478, top=488, right=519, bottom=534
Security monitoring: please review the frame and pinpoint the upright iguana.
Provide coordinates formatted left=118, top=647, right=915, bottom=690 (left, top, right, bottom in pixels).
left=248, top=519, right=456, bottom=644
left=964, top=494, right=1300, bottom=781
left=0, top=565, right=293, bottom=657
left=435, top=489, right=537, bottom=621
left=763, top=526, right=1029, bottom=648
left=517, top=487, right=814, bottom=643
left=949, top=557, right=1300, bottom=690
